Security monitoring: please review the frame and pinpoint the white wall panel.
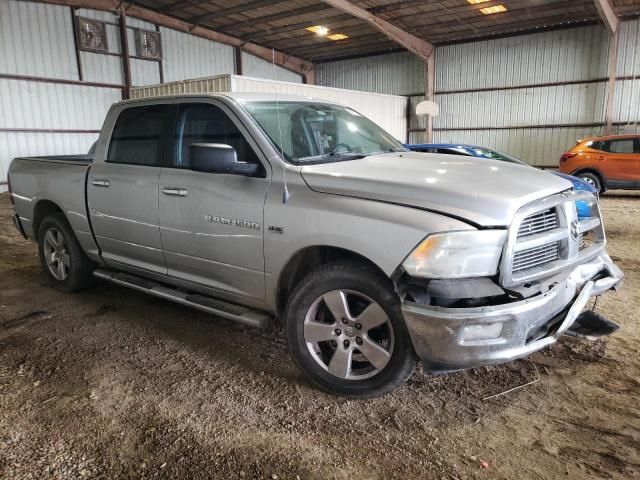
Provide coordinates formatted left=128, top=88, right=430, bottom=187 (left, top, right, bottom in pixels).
left=1, top=132, right=97, bottom=182
left=617, top=18, right=640, bottom=77
left=0, top=79, right=120, bottom=129
left=437, top=25, right=608, bottom=91
left=428, top=126, right=604, bottom=167
left=74, top=8, right=117, bottom=23
left=435, top=83, right=606, bottom=129
left=130, top=59, right=161, bottom=87
left=613, top=78, right=640, bottom=124
left=0, top=0, right=78, bottom=80
left=316, top=52, right=424, bottom=95
left=160, top=27, right=235, bottom=83
left=126, top=16, right=157, bottom=31
left=80, top=52, right=124, bottom=85
left=241, top=52, right=302, bottom=83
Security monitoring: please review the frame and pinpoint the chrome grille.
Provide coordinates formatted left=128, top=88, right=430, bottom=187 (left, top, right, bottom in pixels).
left=512, top=242, right=560, bottom=273
left=499, top=191, right=605, bottom=288
left=517, top=208, right=558, bottom=239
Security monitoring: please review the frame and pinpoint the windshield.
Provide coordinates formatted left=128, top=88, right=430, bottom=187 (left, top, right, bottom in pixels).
left=243, top=101, right=406, bottom=165
left=468, top=147, right=529, bottom=166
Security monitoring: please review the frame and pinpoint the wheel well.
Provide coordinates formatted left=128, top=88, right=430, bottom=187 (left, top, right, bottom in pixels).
left=571, top=168, right=605, bottom=187
left=276, top=246, right=387, bottom=318
left=32, top=200, right=63, bottom=239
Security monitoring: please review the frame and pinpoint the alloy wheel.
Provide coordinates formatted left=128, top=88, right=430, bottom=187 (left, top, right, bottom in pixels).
left=43, top=227, right=70, bottom=281
left=303, top=289, right=394, bottom=380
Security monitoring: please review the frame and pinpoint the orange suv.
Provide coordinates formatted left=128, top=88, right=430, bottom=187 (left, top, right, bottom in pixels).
left=559, top=134, right=639, bottom=193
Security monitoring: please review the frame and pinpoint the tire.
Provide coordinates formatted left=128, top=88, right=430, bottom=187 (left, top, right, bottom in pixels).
left=577, top=172, right=603, bottom=194
left=38, top=213, right=95, bottom=292
left=285, top=261, right=417, bottom=398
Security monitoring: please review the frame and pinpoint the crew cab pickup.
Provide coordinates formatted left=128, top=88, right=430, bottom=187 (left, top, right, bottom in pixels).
left=8, top=93, right=623, bottom=397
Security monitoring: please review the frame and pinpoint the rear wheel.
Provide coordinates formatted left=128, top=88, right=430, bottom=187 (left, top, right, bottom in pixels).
left=38, top=213, right=95, bottom=292
left=285, top=261, right=416, bottom=398
left=577, top=172, right=603, bottom=194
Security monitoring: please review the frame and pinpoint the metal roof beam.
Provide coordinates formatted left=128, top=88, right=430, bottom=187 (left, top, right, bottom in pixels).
left=593, top=0, right=619, bottom=33
left=317, top=0, right=434, bottom=61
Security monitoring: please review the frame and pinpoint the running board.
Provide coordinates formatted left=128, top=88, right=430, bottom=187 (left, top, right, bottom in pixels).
left=93, top=268, right=271, bottom=329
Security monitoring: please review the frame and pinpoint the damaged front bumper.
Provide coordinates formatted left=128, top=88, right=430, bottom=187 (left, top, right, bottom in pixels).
left=402, top=251, right=623, bottom=372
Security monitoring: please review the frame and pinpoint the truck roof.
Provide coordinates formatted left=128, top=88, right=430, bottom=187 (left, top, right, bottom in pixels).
left=117, top=92, right=337, bottom=105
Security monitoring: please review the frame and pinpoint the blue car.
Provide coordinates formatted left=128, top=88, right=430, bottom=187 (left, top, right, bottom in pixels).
left=406, top=143, right=597, bottom=217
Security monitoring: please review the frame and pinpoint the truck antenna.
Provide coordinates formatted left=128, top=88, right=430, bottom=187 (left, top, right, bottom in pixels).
left=272, top=49, right=290, bottom=203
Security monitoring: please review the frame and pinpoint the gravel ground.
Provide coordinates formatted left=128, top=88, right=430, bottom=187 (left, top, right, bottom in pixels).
left=0, top=191, right=639, bottom=480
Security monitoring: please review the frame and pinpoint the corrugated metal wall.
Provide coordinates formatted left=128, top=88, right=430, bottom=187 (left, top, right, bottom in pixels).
left=0, top=0, right=309, bottom=186
left=432, top=25, right=613, bottom=166
left=318, top=22, right=640, bottom=167
left=160, top=27, right=235, bottom=83
left=241, top=52, right=303, bottom=83
left=0, top=1, right=78, bottom=80
left=436, top=26, right=609, bottom=90
left=614, top=17, right=640, bottom=134
left=316, top=52, right=424, bottom=95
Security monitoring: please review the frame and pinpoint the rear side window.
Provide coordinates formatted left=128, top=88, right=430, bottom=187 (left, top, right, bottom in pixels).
left=593, top=139, right=638, bottom=154
left=108, top=105, right=169, bottom=166
left=173, top=103, right=263, bottom=173
left=608, top=139, right=635, bottom=154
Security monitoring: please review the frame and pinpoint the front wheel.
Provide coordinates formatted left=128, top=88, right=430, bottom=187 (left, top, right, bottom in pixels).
left=285, top=261, right=416, bottom=398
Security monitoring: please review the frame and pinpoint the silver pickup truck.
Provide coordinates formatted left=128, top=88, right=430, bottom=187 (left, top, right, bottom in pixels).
left=8, top=93, right=623, bottom=397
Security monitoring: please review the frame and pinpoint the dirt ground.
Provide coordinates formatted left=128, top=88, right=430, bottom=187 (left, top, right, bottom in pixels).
left=0, top=191, right=638, bottom=480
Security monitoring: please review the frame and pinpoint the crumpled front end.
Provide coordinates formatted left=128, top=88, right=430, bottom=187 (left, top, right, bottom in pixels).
left=402, top=252, right=622, bottom=371
left=399, top=190, right=624, bottom=372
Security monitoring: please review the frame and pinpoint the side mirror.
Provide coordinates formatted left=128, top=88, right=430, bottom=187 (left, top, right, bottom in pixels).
left=189, top=143, right=259, bottom=176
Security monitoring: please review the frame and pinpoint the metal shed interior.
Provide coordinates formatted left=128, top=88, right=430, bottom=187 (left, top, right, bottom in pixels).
left=1, top=0, right=639, bottom=183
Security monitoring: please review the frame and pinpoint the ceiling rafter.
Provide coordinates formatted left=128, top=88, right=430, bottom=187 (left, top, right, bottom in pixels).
left=317, top=0, right=434, bottom=60
left=593, top=0, right=620, bottom=32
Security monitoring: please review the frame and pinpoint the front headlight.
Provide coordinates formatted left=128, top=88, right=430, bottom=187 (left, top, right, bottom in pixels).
left=402, top=230, right=507, bottom=279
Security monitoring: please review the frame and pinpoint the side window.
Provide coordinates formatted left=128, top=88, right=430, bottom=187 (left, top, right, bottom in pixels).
left=608, top=139, right=635, bottom=154
left=174, top=104, right=263, bottom=174
left=108, top=105, right=168, bottom=166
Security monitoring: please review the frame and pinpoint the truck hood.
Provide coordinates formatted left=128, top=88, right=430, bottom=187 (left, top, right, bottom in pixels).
left=300, top=152, right=573, bottom=227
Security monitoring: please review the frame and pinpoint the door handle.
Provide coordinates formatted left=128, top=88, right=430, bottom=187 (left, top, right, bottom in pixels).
left=92, top=179, right=110, bottom=187
left=162, top=187, right=188, bottom=197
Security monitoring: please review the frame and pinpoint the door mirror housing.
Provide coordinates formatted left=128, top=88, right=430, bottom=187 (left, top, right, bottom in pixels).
left=189, top=143, right=259, bottom=176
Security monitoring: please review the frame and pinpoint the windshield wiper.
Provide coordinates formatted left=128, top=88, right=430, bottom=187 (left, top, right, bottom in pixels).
left=297, top=152, right=366, bottom=164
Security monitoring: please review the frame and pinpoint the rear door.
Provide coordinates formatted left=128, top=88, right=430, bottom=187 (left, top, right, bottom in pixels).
left=597, top=138, right=639, bottom=188
left=88, top=103, right=172, bottom=274
left=158, top=100, right=270, bottom=304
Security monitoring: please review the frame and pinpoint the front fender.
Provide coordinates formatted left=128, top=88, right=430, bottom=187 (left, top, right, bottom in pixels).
left=263, top=177, right=475, bottom=309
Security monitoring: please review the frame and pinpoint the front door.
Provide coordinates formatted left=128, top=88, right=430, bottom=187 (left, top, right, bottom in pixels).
left=158, top=101, right=271, bottom=303
left=88, top=103, right=171, bottom=274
